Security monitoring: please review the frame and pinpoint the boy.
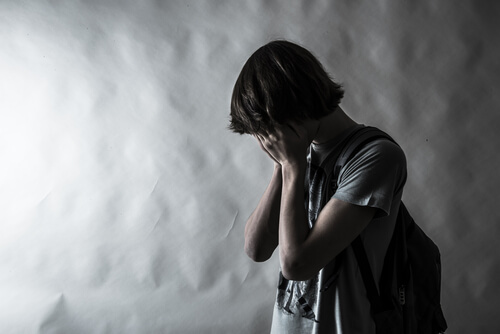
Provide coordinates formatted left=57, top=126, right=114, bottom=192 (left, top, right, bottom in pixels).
left=229, top=40, right=407, bottom=333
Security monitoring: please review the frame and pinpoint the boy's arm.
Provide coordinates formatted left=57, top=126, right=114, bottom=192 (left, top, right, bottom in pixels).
left=259, top=122, right=376, bottom=281
left=244, top=143, right=282, bottom=262
left=279, top=162, right=375, bottom=280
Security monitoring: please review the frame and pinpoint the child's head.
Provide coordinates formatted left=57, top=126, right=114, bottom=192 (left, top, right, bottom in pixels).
left=229, top=40, right=344, bottom=135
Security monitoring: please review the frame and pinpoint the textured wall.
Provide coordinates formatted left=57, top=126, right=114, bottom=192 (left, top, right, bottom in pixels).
left=1, top=0, right=499, bottom=333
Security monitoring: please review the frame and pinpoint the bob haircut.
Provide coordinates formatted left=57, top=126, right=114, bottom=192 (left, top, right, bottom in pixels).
left=229, top=40, right=344, bottom=135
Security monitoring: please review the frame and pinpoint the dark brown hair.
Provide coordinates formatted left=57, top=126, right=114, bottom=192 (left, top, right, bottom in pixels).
left=229, top=40, right=344, bottom=135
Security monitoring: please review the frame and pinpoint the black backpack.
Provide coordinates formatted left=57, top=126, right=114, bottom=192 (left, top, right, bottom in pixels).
left=322, top=126, right=448, bottom=334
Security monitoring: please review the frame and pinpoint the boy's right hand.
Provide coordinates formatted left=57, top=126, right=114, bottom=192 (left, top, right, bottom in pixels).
left=255, top=135, right=281, bottom=167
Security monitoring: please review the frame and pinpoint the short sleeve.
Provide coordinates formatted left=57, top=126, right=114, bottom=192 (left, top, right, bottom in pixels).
left=332, top=139, right=407, bottom=216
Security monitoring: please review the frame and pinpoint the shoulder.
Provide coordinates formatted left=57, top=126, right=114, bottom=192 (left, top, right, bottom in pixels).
left=334, top=135, right=407, bottom=216
left=364, top=137, right=406, bottom=163
left=344, top=137, right=407, bottom=172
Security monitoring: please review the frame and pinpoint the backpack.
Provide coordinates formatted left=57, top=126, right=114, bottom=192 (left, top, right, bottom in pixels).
left=321, top=125, right=448, bottom=334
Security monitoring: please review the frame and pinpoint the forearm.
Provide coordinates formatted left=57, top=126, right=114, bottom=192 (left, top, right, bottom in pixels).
left=244, top=164, right=282, bottom=262
left=278, top=162, right=310, bottom=278
left=278, top=161, right=377, bottom=281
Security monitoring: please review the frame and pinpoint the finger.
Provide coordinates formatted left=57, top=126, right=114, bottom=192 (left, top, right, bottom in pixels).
left=261, top=131, right=280, bottom=145
left=263, top=129, right=278, bottom=142
left=255, top=134, right=271, bottom=151
left=257, top=138, right=266, bottom=151
left=256, top=136, right=279, bottom=163
left=255, top=135, right=265, bottom=148
left=256, top=133, right=268, bottom=144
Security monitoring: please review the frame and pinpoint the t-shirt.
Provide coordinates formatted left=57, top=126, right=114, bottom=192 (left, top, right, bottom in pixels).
left=270, top=124, right=407, bottom=334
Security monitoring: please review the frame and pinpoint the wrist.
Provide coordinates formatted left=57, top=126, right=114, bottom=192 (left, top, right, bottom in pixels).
left=281, top=158, right=306, bottom=172
left=272, top=163, right=283, bottom=181
left=281, top=160, right=306, bottom=182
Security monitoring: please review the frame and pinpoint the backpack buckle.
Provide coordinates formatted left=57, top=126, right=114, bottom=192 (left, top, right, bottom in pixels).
left=399, top=285, right=406, bottom=305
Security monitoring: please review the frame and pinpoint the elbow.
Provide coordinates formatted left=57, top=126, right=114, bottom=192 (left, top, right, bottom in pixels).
left=244, top=241, right=272, bottom=263
left=280, top=252, right=314, bottom=281
left=281, top=262, right=308, bottom=281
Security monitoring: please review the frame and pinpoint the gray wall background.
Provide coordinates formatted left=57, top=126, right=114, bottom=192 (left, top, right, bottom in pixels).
left=1, top=0, right=499, bottom=333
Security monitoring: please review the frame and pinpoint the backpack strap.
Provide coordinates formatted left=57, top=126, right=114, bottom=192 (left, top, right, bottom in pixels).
left=352, top=203, right=406, bottom=312
left=321, top=126, right=398, bottom=192
left=329, top=126, right=401, bottom=313
left=352, top=236, right=383, bottom=304
left=315, top=126, right=395, bottom=207
left=334, top=126, right=397, bottom=175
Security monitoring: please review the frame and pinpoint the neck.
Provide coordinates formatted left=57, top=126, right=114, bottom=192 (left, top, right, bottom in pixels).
left=312, top=107, right=357, bottom=144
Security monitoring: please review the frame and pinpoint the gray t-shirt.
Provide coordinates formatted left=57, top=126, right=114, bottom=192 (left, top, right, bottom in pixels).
left=270, top=125, right=407, bottom=334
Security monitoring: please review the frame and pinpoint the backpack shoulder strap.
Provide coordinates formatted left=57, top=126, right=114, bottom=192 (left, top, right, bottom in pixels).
left=334, top=126, right=398, bottom=174
left=330, top=126, right=401, bottom=312
left=321, top=125, right=398, bottom=195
